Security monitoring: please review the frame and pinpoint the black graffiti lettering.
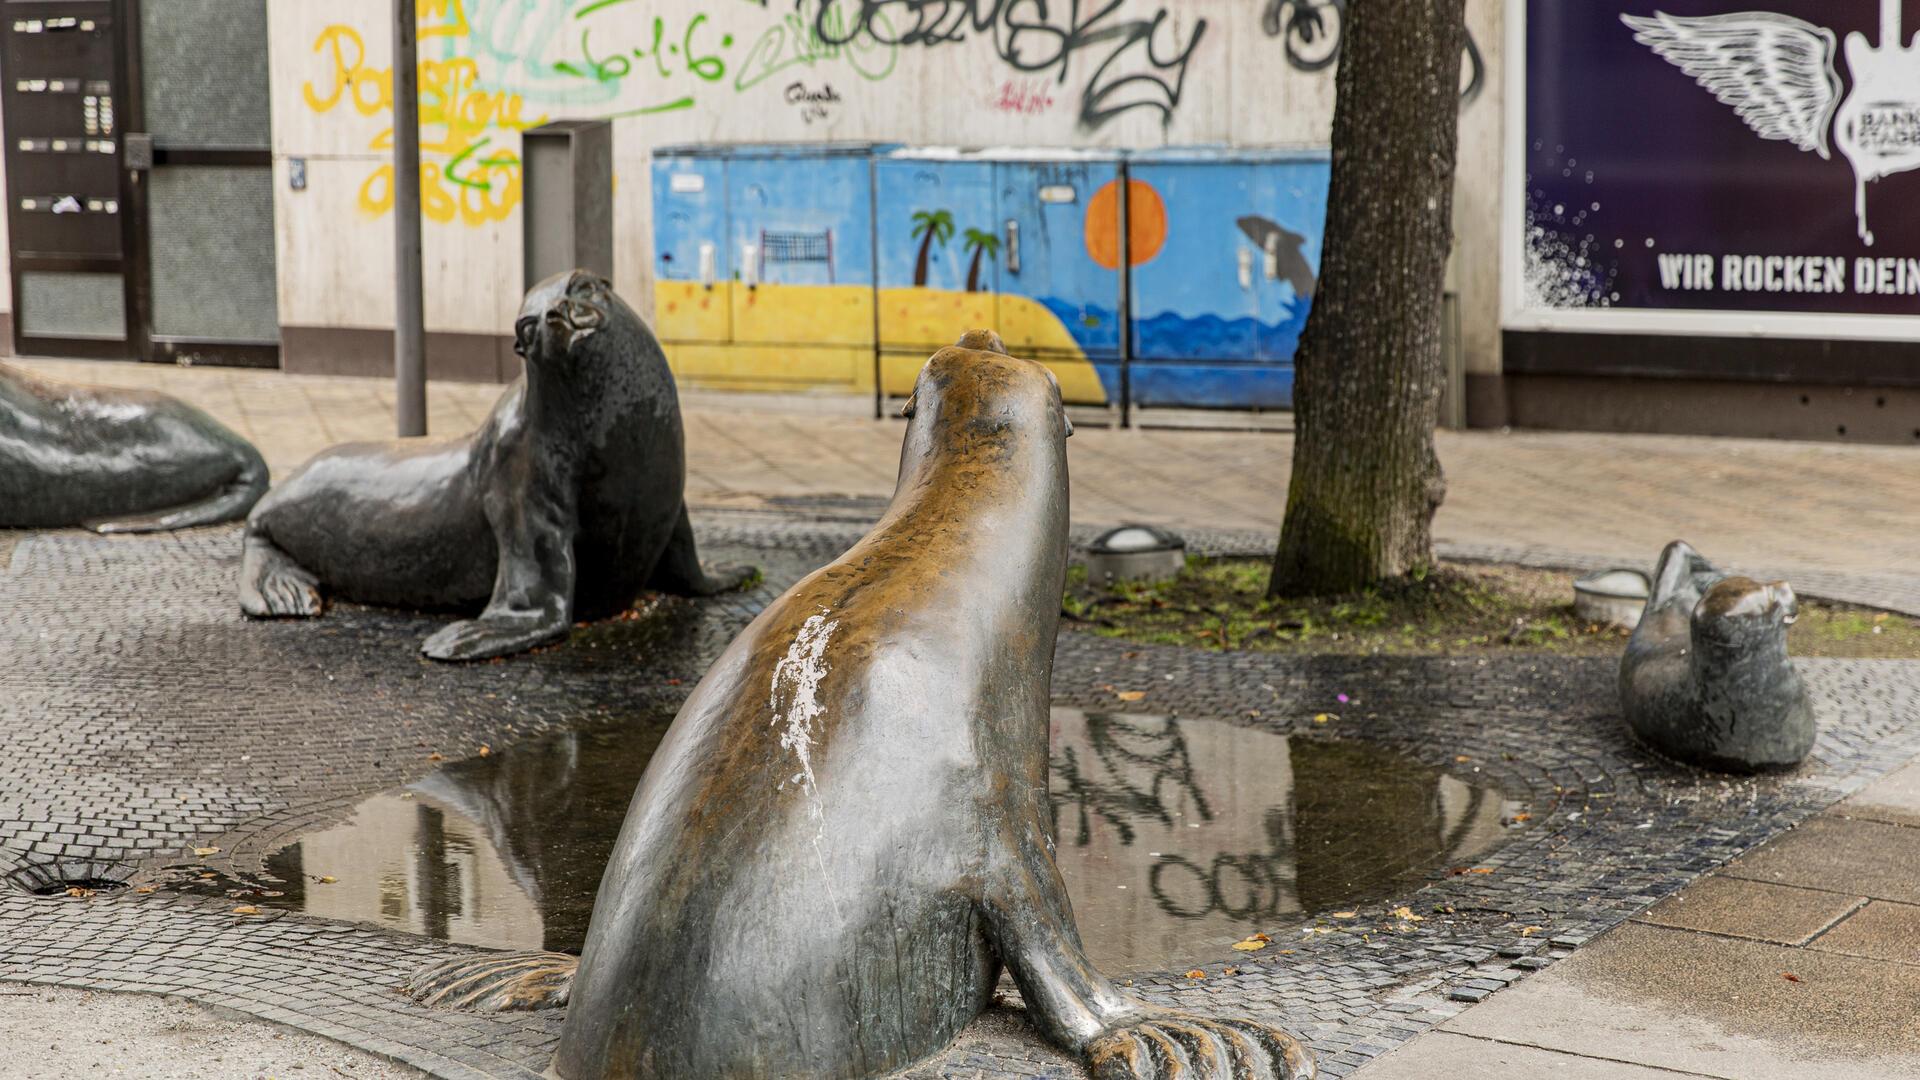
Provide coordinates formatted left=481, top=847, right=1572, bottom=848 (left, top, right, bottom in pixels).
left=1049, top=713, right=1212, bottom=849
left=809, top=0, right=1206, bottom=130
left=1260, top=0, right=1482, bottom=100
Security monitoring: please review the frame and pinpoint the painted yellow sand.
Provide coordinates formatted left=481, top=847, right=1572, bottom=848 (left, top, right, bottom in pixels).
left=667, top=342, right=876, bottom=393
left=655, top=281, right=1107, bottom=405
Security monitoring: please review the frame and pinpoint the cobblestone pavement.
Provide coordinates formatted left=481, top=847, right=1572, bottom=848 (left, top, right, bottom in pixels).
left=18, top=358, right=1920, bottom=611
left=2, top=517, right=1919, bottom=1078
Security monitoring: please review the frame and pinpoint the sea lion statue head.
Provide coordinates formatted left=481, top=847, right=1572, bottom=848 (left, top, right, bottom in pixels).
left=898, top=329, right=1073, bottom=454
left=1691, top=575, right=1798, bottom=660
left=515, top=270, right=620, bottom=368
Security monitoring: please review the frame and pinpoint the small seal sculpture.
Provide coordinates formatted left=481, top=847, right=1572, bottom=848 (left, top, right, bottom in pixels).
left=1620, top=540, right=1814, bottom=772
left=238, top=270, right=750, bottom=661
left=402, top=332, right=1317, bottom=1080
left=0, top=361, right=267, bottom=532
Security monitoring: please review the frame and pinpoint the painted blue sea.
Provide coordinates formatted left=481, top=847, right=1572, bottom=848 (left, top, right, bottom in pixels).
left=1036, top=298, right=1306, bottom=409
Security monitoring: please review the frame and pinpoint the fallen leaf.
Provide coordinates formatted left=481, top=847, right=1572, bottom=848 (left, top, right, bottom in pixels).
left=1232, top=938, right=1268, bottom=952
left=1455, top=755, right=1473, bottom=763
left=1116, top=690, right=1146, bottom=702
left=193, top=847, right=220, bottom=857
left=427, top=752, right=445, bottom=762
left=132, top=886, right=155, bottom=895
left=1185, top=969, right=1206, bottom=979
left=1519, top=925, right=1545, bottom=936
left=1331, top=911, right=1357, bottom=919
left=1278, top=949, right=1296, bottom=955
left=1506, top=813, right=1532, bottom=824
left=1782, top=971, right=1802, bottom=983
left=317, top=876, right=338, bottom=885
left=1221, top=967, right=1239, bottom=976
left=64, top=887, right=93, bottom=898
left=231, top=905, right=260, bottom=916
left=1313, top=713, right=1331, bottom=724
left=478, top=744, right=492, bottom=758
left=1391, top=906, right=1426, bottom=922
left=1466, top=867, right=1495, bottom=875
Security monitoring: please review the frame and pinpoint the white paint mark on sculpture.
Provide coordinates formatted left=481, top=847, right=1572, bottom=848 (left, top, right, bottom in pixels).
left=771, top=608, right=837, bottom=820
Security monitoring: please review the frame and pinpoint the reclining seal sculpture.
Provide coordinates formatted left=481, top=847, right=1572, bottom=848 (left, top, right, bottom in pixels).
left=1620, top=540, right=1814, bottom=772
left=1, top=361, right=267, bottom=532
left=403, top=331, right=1318, bottom=1080
left=238, top=270, right=750, bottom=661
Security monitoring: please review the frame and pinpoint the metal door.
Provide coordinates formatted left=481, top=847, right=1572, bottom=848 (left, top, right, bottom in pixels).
left=3, top=0, right=135, bottom=358
left=135, top=0, right=277, bottom=367
left=873, top=152, right=996, bottom=395
left=993, top=159, right=1123, bottom=408
left=650, top=151, right=730, bottom=344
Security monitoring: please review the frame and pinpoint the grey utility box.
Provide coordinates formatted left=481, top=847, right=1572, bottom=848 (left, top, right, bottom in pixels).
left=523, top=120, right=613, bottom=289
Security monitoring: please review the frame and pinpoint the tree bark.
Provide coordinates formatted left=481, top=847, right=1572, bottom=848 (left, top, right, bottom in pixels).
left=1269, top=0, right=1465, bottom=597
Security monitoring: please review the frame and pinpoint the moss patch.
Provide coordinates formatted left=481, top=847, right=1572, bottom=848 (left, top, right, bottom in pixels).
left=1064, top=558, right=1920, bottom=659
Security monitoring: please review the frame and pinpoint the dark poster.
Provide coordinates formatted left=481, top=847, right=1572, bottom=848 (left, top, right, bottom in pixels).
left=1526, top=0, right=1920, bottom=315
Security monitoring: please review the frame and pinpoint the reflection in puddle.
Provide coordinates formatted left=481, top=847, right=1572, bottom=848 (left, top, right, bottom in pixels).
left=236, top=709, right=1520, bottom=974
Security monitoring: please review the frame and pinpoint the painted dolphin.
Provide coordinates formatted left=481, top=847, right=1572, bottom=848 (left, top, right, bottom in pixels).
left=1236, top=215, right=1317, bottom=300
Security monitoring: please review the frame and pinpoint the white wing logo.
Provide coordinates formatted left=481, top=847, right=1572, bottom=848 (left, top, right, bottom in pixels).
left=1624, top=3, right=1920, bottom=245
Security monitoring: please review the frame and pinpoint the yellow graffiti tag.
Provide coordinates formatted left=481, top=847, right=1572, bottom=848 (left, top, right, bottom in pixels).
left=302, top=2, right=540, bottom=227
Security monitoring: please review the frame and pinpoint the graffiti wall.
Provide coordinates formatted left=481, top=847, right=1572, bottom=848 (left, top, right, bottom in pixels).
left=266, top=0, right=1503, bottom=396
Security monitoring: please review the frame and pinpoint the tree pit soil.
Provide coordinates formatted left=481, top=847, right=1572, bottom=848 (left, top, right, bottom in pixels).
left=1063, top=558, right=1920, bottom=659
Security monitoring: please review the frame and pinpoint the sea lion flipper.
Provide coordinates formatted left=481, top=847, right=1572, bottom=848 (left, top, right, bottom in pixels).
left=90, top=451, right=269, bottom=534
left=645, top=503, right=756, bottom=597
left=1648, top=540, right=1716, bottom=610
left=984, top=834, right=1314, bottom=1079
left=421, top=492, right=576, bottom=662
left=238, top=526, right=322, bottom=618
left=401, top=949, right=577, bottom=1011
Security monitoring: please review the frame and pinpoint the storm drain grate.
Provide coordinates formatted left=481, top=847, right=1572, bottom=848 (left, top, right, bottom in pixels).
left=5, top=858, right=137, bottom=898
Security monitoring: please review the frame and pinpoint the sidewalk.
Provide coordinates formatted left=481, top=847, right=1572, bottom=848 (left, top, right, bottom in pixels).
left=8, top=356, right=1920, bottom=1080
left=21, top=357, right=1920, bottom=600
left=1357, top=762, right=1920, bottom=1079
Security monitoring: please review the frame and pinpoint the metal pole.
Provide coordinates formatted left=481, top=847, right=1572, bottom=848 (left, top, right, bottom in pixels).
left=392, top=0, right=427, bottom=437
left=1116, top=163, right=1132, bottom=430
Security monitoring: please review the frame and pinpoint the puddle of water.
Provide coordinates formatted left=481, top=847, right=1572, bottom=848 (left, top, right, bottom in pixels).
left=217, top=709, right=1519, bottom=973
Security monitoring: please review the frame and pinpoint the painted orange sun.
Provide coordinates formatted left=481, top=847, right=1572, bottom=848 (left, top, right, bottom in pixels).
left=1084, top=178, right=1167, bottom=270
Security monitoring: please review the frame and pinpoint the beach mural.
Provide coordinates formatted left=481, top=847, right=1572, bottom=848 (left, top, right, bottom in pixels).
left=650, top=145, right=1330, bottom=409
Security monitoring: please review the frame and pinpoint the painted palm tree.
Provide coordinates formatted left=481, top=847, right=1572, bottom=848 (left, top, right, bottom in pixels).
left=910, top=209, right=955, bottom=287
left=962, top=228, right=1001, bottom=293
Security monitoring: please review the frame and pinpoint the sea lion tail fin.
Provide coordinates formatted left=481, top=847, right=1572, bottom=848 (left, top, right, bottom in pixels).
left=90, top=443, right=270, bottom=534
left=402, top=949, right=578, bottom=1012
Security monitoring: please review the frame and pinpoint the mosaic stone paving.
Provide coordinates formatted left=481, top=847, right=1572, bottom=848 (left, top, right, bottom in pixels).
left=1, top=518, right=1917, bottom=1079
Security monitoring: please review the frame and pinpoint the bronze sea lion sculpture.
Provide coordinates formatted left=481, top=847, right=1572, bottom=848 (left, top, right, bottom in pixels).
left=403, top=331, right=1317, bottom=1080
left=238, top=270, right=751, bottom=662
left=1620, top=540, right=1814, bottom=772
left=0, top=361, right=267, bottom=532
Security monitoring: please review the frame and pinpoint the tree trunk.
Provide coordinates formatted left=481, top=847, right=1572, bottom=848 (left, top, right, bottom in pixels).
left=966, top=247, right=985, bottom=292
left=1269, top=0, right=1464, bottom=598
